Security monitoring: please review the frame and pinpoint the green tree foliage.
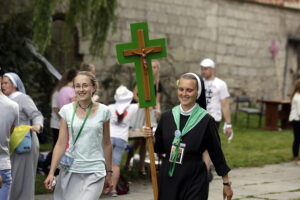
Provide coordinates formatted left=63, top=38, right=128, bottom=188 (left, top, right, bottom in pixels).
left=32, top=0, right=117, bottom=56
left=0, top=0, right=117, bottom=142
left=0, top=12, right=57, bottom=142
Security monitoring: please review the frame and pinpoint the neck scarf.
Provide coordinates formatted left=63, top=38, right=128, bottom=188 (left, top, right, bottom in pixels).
left=169, top=104, right=207, bottom=176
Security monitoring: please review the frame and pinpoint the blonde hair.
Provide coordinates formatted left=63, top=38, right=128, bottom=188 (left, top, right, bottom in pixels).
left=179, top=73, right=199, bottom=90
left=74, top=71, right=99, bottom=95
left=152, top=59, right=160, bottom=92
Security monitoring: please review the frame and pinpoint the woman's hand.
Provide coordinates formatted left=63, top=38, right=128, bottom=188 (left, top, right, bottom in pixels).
left=142, top=127, right=153, bottom=138
left=44, top=174, right=56, bottom=190
left=102, top=173, right=113, bottom=194
left=223, top=185, right=233, bottom=200
left=31, top=125, right=41, bottom=133
left=155, top=108, right=161, bottom=118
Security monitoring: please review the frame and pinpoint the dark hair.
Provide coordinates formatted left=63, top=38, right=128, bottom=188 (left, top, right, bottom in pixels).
left=291, top=79, right=300, bottom=100
left=80, top=63, right=95, bottom=73
left=0, top=67, right=4, bottom=77
left=117, top=112, right=126, bottom=123
left=57, top=68, right=78, bottom=91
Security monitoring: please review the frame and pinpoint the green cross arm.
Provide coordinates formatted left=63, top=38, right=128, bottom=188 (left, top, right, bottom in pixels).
left=116, top=22, right=167, bottom=108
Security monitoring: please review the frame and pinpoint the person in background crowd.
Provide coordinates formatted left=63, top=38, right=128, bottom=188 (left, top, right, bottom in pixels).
left=2, top=72, right=43, bottom=200
left=0, top=68, right=19, bottom=200
left=125, top=60, right=162, bottom=175
left=152, top=59, right=163, bottom=118
left=80, top=63, right=96, bottom=75
left=57, top=68, right=77, bottom=109
left=50, top=84, right=60, bottom=150
left=200, top=58, right=233, bottom=181
left=42, top=81, right=62, bottom=176
left=108, top=85, right=138, bottom=196
left=289, top=79, right=300, bottom=165
left=44, top=71, right=113, bottom=200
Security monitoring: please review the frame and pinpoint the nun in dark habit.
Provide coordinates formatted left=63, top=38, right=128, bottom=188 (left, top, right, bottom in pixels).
left=143, top=72, right=233, bottom=200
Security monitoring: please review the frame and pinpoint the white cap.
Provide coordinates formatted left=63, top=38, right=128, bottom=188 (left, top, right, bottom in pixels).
left=114, top=85, right=133, bottom=114
left=199, top=58, right=215, bottom=68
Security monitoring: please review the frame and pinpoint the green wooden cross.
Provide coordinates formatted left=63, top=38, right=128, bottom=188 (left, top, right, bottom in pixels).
left=116, top=22, right=167, bottom=108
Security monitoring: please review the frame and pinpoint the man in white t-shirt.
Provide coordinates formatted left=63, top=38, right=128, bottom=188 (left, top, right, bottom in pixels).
left=200, top=58, right=232, bottom=133
left=199, top=58, right=233, bottom=181
left=0, top=69, right=19, bottom=200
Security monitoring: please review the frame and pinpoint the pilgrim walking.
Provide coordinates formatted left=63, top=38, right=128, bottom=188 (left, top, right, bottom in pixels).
left=108, top=85, right=138, bottom=196
left=143, top=73, right=233, bottom=200
left=1, top=72, right=43, bottom=200
left=0, top=70, right=19, bottom=200
left=44, top=71, right=113, bottom=200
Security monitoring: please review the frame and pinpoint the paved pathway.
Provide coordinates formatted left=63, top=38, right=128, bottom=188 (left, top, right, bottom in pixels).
left=35, top=162, right=300, bottom=200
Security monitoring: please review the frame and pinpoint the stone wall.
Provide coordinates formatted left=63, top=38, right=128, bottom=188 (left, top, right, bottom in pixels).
left=79, top=0, right=300, bottom=110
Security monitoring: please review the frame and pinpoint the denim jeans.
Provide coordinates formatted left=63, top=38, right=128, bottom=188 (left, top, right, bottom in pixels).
left=0, top=169, right=12, bottom=200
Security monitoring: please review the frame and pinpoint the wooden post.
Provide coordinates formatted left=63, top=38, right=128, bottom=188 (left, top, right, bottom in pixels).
left=145, top=107, right=158, bottom=199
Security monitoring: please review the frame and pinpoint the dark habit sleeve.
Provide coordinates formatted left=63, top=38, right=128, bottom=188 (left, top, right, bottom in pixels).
left=154, top=112, right=168, bottom=154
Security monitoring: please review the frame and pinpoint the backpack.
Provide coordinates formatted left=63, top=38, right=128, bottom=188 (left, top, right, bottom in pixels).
left=116, top=175, right=129, bottom=195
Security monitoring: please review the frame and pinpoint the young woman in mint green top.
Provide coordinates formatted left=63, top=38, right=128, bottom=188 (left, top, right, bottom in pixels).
left=44, top=71, right=113, bottom=200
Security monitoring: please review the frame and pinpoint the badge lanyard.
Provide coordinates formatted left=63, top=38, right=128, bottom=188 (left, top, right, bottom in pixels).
left=70, top=102, right=93, bottom=146
left=169, top=104, right=207, bottom=177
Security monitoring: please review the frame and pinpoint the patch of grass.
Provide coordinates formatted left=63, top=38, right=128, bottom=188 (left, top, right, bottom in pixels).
left=36, top=143, right=53, bottom=195
left=220, top=113, right=293, bottom=168
left=244, top=195, right=271, bottom=199
left=39, top=143, right=52, bottom=152
left=35, top=173, right=53, bottom=195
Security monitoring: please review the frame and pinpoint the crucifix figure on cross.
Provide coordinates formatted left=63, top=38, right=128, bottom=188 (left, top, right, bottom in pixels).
left=116, top=22, right=167, bottom=108
left=116, top=22, right=167, bottom=200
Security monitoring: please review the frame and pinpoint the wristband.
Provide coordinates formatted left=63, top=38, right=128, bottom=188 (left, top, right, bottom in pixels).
left=224, top=123, right=232, bottom=129
left=106, top=170, right=113, bottom=174
left=223, top=182, right=232, bottom=186
left=223, top=123, right=234, bottom=141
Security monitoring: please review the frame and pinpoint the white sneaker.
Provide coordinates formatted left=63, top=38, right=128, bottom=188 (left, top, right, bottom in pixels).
left=111, top=190, right=118, bottom=197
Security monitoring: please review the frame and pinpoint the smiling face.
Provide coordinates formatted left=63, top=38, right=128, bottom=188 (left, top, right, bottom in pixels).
left=73, top=74, right=96, bottom=102
left=177, top=78, right=198, bottom=110
left=1, top=76, right=17, bottom=95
